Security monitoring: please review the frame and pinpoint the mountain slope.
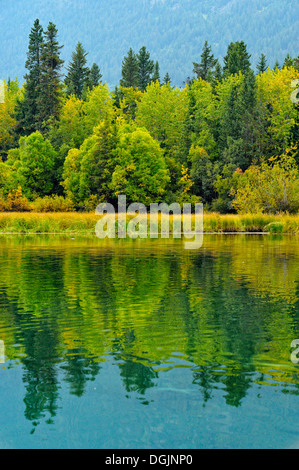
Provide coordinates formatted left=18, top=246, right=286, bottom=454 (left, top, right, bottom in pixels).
left=0, top=0, right=298, bottom=87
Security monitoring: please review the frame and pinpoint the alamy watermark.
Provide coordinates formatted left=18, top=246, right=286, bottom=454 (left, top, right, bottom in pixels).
left=291, top=339, right=299, bottom=364
left=95, top=195, right=203, bottom=250
left=291, top=79, right=299, bottom=104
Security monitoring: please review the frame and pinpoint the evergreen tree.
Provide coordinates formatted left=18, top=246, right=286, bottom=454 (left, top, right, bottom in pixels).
left=256, top=53, right=267, bottom=74
left=283, top=53, right=294, bottom=68
left=152, top=61, right=160, bottom=83
left=163, top=72, right=171, bottom=85
left=37, top=22, right=64, bottom=130
left=88, top=63, right=102, bottom=88
left=212, top=60, right=223, bottom=85
left=120, top=48, right=139, bottom=88
left=137, top=46, right=154, bottom=92
left=274, top=60, right=280, bottom=70
left=14, top=19, right=44, bottom=134
left=65, top=42, right=89, bottom=98
left=193, top=41, right=218, bottom=81
left=223, top=41, right=251, bottom=77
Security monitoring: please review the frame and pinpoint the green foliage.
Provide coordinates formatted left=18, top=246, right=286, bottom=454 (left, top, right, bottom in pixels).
left=1, top=17, right=299, bottom=214
left=62, top=120, right=118, bottom=205
left=231, top=149, right=299, bottom=214
left=13, top=131, right=58, bottom=198
left=31, top=195, right=75, bottom=212
left=111, top=122, right=170, bottom=205
left=193, top=41, right=218, bottom=82
left=120, top=48, right=139, bottom=89
left=137, top=46, right=154, bottom=92
left=65, top=42, right=89, bottom=99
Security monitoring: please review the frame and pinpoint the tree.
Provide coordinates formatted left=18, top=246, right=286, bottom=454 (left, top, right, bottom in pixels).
left=135, top=81, right=188, bottom=159
left=63, top=120, right=118, bottom=205
left=0, top=79, right=21, bottom=156
left=223, top=41, right=251, bottom=77
left=112, top=122, right=170, bottom=205
left=137, top=46, right=154, bottom=92
left=152, top=61, right=160, bottom=84
left=256, top=53, right=267, bottom=74
left=231, top=149, right=299, bottom=214
left=12, top=131, right=58, bottom=198
left=120, top=48, right=139, bottom=89
left=193, top=41, right=218, bottom=82
left=283, top=53, right=294, bottom=68
left=14, top=19, right=44, bottom=135
left=163, top=72, right=171, bottom=85
left=65, top=42, right=89, bottom=99
left=88, top=63, right=102, bottom=88
left=37, top=22, right=64, bottom=130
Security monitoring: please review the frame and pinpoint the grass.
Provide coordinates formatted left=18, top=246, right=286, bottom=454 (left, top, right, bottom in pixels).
left=1, top=211, right=299, bottom=234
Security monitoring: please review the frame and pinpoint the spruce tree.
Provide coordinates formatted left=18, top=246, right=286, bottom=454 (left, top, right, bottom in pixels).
left=65, top=42, right=89, bottom=98
left=152, top=61, right=160, bottom=83
left=137, top=46, right=154, bottom=91
left=88, top=63, right=102, bottom=88
left=120, top=48, right=139, bottom=88
left=14, top=19, right=44, bottom=134
left=223, top=41, right=251, bottom=77
left=256, top=53, right=267, bottom=74
left=193, top=41, right=217, bottom=81
left=213, top=60, right=223, bottom=83
left=163, top=72, right=171, bottom=85
left=274, top=60, right=280, bottom=70
left=37, top=22, right=64, bottom=130
left=283, top=53, right=294, bottom=68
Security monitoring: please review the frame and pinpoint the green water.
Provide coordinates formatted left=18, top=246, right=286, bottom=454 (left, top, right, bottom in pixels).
left=0, top=234, right=298, bottom=449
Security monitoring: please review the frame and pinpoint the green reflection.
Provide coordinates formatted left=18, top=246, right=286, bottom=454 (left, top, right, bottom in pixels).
left=0, top=234, right=298, bottom=429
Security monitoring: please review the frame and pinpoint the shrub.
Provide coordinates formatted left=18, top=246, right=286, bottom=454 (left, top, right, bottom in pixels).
left=1, top=187, right=32, bottom=212
left=264, top=222, right=284, bottom=233
left=31, top=195, right=75, bottom=212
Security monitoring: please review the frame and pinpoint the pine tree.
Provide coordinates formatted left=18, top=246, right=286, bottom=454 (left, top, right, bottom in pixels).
left=65, top=42, right=89, bottom=98
left=274, top=60, right=280, bottom=70
left=223, top=41, right=251, bottom=77
left=193, top=41, right=218, bottom=81
left=37, top=22, right=64, bottom=130
left=88, top=63, right=102, bottom=88
left=120, top=48, right=139, bottom=88
left=163, top=72, right=171, bottom=85
left=152, top=61, right=160, bottom=83
left=256, top=53, right=267, bottom=74
left=14, top=19, right=44, bottom=134
left=283, top=53, right=294, bottom=68
left=137, top=46, right=154, bottom=92
left=213, top=60, right=223, bottom=85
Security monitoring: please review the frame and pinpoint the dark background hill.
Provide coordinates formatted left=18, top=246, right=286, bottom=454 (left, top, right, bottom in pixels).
left=0, top=0, right=298, bottom=87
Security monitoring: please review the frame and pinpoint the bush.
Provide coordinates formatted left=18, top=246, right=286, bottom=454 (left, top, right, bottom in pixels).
left=0, top=187, right=31, bottom=212
left=264, top=222, right=284, bottom=233
left=231, top=150, right=299, bottom=214
left=31, top=195, right=75, bottom=212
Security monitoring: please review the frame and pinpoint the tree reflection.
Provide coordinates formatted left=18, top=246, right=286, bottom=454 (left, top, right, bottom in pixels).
left=0, top=235, right=298, bottom=430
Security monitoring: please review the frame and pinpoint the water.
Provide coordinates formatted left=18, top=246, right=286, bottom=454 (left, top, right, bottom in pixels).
left=0, top=234, right=298, bottom=449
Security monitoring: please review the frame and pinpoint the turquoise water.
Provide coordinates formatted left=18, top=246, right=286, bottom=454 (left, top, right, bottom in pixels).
left=0, top=234, right=298, bottom=449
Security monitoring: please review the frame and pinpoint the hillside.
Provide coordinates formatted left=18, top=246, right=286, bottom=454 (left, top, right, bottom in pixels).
left=0, top=0, right=298, bottom=87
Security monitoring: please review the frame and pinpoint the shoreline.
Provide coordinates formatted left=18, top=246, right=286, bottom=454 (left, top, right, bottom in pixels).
left=0, top=212, right=299, bottom=234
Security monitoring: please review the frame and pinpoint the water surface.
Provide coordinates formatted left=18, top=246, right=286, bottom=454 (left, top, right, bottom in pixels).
left=0, top=234, right=298, bottom=449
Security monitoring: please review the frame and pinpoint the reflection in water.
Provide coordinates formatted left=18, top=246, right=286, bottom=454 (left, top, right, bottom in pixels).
left=0, top=235, right=298, bottom=448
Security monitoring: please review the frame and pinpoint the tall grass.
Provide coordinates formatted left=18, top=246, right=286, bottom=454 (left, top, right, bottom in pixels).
left=0, top=212, right=299, bottom=234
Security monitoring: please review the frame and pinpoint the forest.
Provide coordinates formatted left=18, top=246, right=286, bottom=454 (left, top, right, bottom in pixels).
left=0, top=18, right=299, bottom=215
left=1, top=0, right=298, bottom=87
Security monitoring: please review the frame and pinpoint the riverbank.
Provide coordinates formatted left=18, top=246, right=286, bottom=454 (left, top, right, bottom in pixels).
left=1, top=212, right=299, bottom=234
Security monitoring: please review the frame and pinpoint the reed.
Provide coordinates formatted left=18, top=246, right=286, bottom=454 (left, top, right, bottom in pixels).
left=0, top=211, right=299, bottom=234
